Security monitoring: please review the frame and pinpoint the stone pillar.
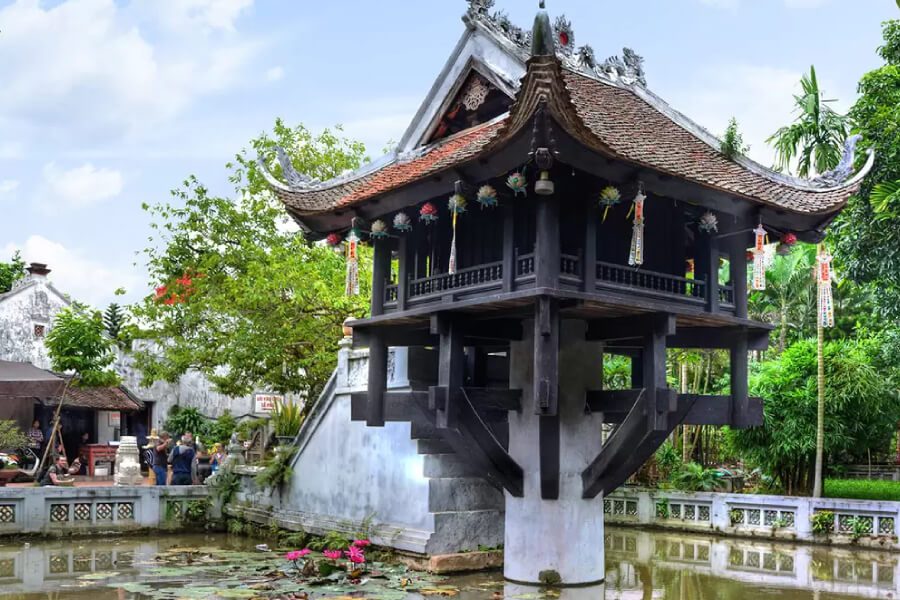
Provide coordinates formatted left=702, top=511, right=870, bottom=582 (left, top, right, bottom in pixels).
left=505, top=320, right=606, bottom=586
left=114, top=436, right=143, bottom=486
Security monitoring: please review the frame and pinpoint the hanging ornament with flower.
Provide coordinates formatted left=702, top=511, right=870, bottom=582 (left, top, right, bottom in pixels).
left=816, top=244, right=835, bottom=328
left=476, top=185, right=498, bottom=209
left=448, top=184, right=467, bottom=275
left=628, top=186, right=647, bottom=266
left=751, top=223, right=768, bottom=291
left=698, top=211, right=718, bottom=233
left=599, top=186, right=621, bottom=223
left=345, top=226, right=361, bottom=297
left=369, top=219, right=388, bottom=240
left=393, top=212, right=412, bottom=232
left=507, top=172, right=527, bottom=197
left=777, top=232, right=797, bottom=256
left=419, top=202, right=439, bottom=224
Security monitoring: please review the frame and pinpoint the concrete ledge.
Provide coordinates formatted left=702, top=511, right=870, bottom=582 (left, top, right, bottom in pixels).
left=399, top=550, right=504, bottom=574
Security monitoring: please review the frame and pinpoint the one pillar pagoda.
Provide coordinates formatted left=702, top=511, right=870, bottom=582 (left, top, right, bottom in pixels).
left=261, top=0, right=872, bottom=588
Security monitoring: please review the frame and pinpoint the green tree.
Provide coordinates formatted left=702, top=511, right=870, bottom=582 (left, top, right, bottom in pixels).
left=0, top=251, right=25, bottom=294
left=720, top=117, right=749, bottom=159
left=133, top=121, right=370, bottom=402
left=729, top=337, right=900, bottom=496
left=103, top=303, right=125, bottom=340
left=767, top=66, right=850, bottom=177
left=835, top=20, right=900, bottom=319
left=749, top=245, right=816, bottom=353
left=45, top=303, right=120, bottom=387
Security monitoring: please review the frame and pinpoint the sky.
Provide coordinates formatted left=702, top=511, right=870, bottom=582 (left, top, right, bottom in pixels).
left=0, top=0, right=895, bottom=308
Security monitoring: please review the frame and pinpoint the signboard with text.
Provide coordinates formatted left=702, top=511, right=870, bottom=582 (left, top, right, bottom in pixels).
left=254, top=394, right=283, bottom=414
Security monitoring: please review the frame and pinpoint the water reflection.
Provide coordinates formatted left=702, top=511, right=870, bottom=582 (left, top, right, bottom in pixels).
left=0, top=531, right=894, bottom=598
left=605, top=527, right=899, bottom=599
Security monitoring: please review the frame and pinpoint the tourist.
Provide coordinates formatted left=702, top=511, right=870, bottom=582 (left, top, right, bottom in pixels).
left=80, top=432, right=90, bottom=446
left=40, top=455, right=80, bottom=486
left=210, top=443, right=224, bottom=473
left=27, top=420, right=43, bottom=452
left=169, top=434, right=196, bottom=485
left=153, top=432, right=171, bottom=486
left=142, top=431, right=161, bottom=484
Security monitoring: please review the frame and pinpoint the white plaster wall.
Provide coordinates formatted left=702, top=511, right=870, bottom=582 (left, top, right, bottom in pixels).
left=95, top=411, right=119, bottom=444
left=0, top=276, right=69, bottom=369
left=280, top=344, right=434, bottom=539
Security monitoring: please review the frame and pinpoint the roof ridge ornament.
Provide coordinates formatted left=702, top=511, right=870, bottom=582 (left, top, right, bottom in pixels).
left=530, top=1, right=554, bottom=57
left=810, top=134, right=863, bottom=188
left=600, top=48, right=646, bottom=86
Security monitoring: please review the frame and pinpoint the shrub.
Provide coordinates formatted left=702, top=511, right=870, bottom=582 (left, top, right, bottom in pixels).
left=255, top=447, right=297, bottom=490
left=673, top=462, right=723, bottom=492
left=655, top=441, right=682, bottom=481
left=208, top=469, right=241, bottom=506
left=165, top=406, right=211, bottom=439
left=720, top=117, right=749, bottom=159
left=824, top=479, right=900, bottom=502
left=271, top=400, right=304, bottom=439
left=307, top=530, right=350, bottom=551
left=729, top=509, right=744, bottom=526
left=811, top=510, right=835, bottom=534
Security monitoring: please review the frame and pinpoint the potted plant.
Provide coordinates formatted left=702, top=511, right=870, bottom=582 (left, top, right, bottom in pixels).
left=271, top=400, right=303, bottom=446
left=0, top=421, right=29, bottom=486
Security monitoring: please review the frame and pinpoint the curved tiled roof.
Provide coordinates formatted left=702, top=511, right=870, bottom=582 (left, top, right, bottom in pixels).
left=268, top=59, right=872, bottom=220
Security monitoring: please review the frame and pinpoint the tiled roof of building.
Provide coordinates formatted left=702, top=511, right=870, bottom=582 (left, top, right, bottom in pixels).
left=41, top=382, right=144, bottom=412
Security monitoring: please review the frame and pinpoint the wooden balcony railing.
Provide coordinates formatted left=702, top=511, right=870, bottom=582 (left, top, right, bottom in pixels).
left=408, top=261, right=503, bottom=300
left=595, top=260, right=705, bottom=302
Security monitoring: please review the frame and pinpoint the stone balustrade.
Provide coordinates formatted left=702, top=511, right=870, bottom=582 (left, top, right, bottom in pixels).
left=0, top=486, right=210, bottom=536
left=606, top=488, right=900, bottom=549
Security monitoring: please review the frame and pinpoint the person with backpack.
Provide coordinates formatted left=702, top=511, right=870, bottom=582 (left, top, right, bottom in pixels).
left=169, top=433, right=195, bottom=485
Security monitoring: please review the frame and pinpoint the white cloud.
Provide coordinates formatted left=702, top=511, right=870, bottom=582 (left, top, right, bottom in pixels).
left=0, top=180, right=19, bottom=194
left=0, top=0, right=260, bottom=147
left=665, top=64, right=841, bottom=168
left=2, top=235, right=143, bottom=308
left=148, top=0, right=254, bottom=32
left=265, top=66, right=285, bottom=82
left=39, top=162, right=124, bottom=212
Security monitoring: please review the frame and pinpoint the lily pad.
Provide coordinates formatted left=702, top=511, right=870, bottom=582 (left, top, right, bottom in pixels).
left=77, top=571, right=120, bottom=580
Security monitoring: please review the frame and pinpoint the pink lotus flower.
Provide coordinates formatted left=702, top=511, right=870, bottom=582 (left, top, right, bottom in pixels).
left=285, top=549, right=311, bottom=562
left=352, top=539, right=371, bottom=548
left=323, top=549, right=343, bottom=560
left=345, top=546, right=366, bottom=564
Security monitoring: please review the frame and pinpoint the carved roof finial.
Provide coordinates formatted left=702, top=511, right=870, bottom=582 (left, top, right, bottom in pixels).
left=539, top=0, right=546, bottom=8
left=531, top=1, right=554, bottom=57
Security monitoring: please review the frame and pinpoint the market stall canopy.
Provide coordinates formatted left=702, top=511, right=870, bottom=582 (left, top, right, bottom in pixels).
left=0, top=361, right=66, bottom=398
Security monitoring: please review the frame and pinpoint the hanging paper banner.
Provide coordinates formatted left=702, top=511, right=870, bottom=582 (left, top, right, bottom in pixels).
left=628, top=187, right=646, bottom=266
left=817, top=244, right=835, bottom=328
left=448, top=188, right=467, bottom=275
left=751, top=224, right=767, bottom=291
left=345, top=227, right=360, bottom=296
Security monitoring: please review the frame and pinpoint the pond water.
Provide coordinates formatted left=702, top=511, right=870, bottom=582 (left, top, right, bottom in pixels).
left=0, top=527, right=895, bottom=599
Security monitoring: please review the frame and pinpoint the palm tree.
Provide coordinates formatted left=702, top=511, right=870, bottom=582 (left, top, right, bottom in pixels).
left=768, top=66, right=850, bottom=177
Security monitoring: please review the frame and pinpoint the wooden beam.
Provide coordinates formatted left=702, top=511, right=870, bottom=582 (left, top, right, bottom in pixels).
left=668, top=327, right=769, bottom=351
left=540, top=415, right=560, bottom=500
left=367, top=332, right=388, bottom=427
left=432, top=314, right=465, bottom=429
left=698, top=231, right=719, bottom=313
left=729, top=237, right=749, bottom=319
left=534, top=297, right=559, bottom=415
left=370, top=237, right=392, bottom=317
left=730, top=329, right=751, bottom=429
left=535, top=193, right=560, bottom=290
left=458, top=389, right=524, bottom=497
left=582, top=389, right=695, bottom=499
left=583, top=202, right=598, bottom=292
left=353, top=319, right=524, bottom=349
left=351, top=391, right=428, bottom=422
left=586, top=313, right=677, bottom=342
left=587, top=390, right=762, bottom=427
left=462, top=388, right=521, bottom=411
left=502, top=202, right=515, bottom=293
left=397, top=235, right=409, bottom=312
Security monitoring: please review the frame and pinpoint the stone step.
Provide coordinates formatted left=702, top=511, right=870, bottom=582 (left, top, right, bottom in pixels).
left=429, top=509, right=506, bottom=555
left=417, top=439, right=453, bottom=455
left=410, top=420, right=437, bottom=440
left=423, top=454, right=482, bottom=478
left=428, top=477, right=504, bottom=512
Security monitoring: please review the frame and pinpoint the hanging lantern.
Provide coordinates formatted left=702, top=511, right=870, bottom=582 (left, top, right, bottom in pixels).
left=419, top=202, right=439, bottom=224
left=816, top=244, right=835, bottom=328
left=448, top=183, right=467, bottom=274
left=370, top=219, right=388, bottom=240
left=476, top=185, right=499, bottom=209
left=345, top=227, right=361, bottom=296
left=507, top=172, right=527, bottom=197
left=776, top=232, right=797, bottom=256
left=535, top=170, right=555, bottom=196
left=751, top=224, right=767, bottom=291
left=628, top=186, right=647, bottom=266
left=599, top=186, right=621, bottom=223
left=393, top=212, right=412, bottom=232
left=326, top=232, right=343, bottom=247
left=698, top=211, right=718, bottom=233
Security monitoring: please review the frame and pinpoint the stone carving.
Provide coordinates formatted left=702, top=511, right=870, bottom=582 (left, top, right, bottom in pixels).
left=275, top=147, right=319, bottom=189
left=466, top=0, right=494, bottom=15
left=553, top=15, right=574, bottom=56
left=31, top=291, right=50, bottom=321
left=113, top=437, right=143, bottom=486
left=812, top=134, right=863, bottom=188
left=601, top=48, right=646, bottom=86
left=577, top=44, right=595, bottom=69
left=462, top=75, right=491, bottom=111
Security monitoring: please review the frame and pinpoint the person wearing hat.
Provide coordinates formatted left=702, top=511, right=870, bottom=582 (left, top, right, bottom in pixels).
left=145, top=430, right=170, bottom=486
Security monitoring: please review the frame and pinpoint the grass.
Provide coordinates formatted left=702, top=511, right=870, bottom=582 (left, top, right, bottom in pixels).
left=824, top=479, right=900, bottom=502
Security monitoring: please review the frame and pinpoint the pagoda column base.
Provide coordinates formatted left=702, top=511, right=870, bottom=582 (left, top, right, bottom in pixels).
left=505, top=320, right=605, bottom=586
